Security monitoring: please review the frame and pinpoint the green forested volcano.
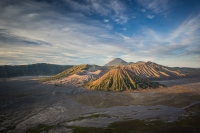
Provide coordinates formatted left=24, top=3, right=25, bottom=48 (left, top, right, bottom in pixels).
left=83, top=67, right=159, bottom=91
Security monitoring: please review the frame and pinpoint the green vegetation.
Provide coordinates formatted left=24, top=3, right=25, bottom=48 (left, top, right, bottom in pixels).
left=40, top=64, right=112, bottom=82
left=70, top=103, right=200, bottom=133
left=70, top=115, right=200, bottom=133
left=40, top=64, right=88, bottom=82
left=0, top=63, right=73, bottom=78
left=40, top=64, right=89, bottom=82
left=26, top=124, right=55, bottom=133
left=83, top=67, right=160, bottom=91
left=24, top=115, right=200, bottom=133
left=24, top=104, right=200, bottom=133
left=25, top=114, right=110, bottom=133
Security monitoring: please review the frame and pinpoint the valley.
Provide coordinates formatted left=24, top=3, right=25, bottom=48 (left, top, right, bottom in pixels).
left=0, top=76, right=200, bottom=133
left=1, top=58, right=200, bottom=133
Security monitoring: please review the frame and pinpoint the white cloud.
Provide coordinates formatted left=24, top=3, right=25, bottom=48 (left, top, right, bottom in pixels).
left=147, top=15, right=155, bottom=19
left=104, top=19, right=109, bottom=22
left=27, top=13, right=38, bottom=18
left=0, top=0, right=200, bottom=67
left=0, top=0, right=132, bottom=65
left=169, top=14, right=200, bottom=40
left=141, top=9, right=146, bottom=12
left=119, top=13, right=200, bottom=66
left=113, top=14, right=128, bottom=24
left=65, top=0, right=128, bottom=24
left=137, top=0, right=174, bottom=14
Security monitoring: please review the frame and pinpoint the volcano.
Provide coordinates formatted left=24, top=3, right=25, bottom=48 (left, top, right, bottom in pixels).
left=104, top=58, right=128, bottom=66
left=83, top=67, right=159, bottom=91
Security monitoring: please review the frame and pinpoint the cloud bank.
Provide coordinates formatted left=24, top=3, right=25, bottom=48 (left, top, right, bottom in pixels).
left=0, top=0, right=200, bottom=67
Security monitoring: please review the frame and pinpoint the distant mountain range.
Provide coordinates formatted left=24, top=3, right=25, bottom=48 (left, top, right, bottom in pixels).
left=1, top=58, right=200, bottom=91
left=39, top=58, right=200, bottom=91
left=0, top=63, right=73, bottom=78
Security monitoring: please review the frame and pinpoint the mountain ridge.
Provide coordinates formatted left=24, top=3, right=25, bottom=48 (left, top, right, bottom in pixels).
left=0, top=63, right=73, bottom=78
left=124, top=61, right=184, bottom=80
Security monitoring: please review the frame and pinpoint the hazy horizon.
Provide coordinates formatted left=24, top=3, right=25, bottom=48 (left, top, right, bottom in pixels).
left=0, top=0, right=200, bottom=67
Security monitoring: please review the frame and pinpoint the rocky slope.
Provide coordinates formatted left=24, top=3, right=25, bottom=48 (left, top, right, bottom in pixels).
left=124, top=61, right=185, bottom=80
left=41, top=64, right=111, bottom=86
left=45, top=69, right=108, bottom=87
left=40, top=64, right=89, bottom=82
left=83, top=67, right=159, bottom=91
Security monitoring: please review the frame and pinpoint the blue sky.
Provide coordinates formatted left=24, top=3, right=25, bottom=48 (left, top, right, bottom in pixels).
left=0, top=0, right=200, bottom=67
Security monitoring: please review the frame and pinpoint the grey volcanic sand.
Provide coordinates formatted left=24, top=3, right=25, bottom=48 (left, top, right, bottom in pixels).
left=0, top=77, right=200, bottom=132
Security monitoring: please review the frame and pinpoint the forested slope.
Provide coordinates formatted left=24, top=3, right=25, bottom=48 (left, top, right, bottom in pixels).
left=0, top=63, right=73, bottom=77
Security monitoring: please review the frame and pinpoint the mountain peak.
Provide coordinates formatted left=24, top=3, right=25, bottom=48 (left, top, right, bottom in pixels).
left=113, top=57, right=123, bottom=60
left=104, top=58, right=127, bottom=66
